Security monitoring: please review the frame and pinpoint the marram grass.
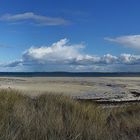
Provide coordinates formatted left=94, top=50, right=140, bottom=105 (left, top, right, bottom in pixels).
left=0, top=89, right=140, bottom=140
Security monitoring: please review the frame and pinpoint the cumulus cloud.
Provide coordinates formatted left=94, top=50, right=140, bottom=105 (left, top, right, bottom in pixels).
left=105, top=35, right=140, bottom=49
left=1, top=38, right=140, bottom=72
left=0, top=12, right=69, bottom=26
left=22, top=38, right=85, bottom=64
left=119, top=54, right=140, bottom=64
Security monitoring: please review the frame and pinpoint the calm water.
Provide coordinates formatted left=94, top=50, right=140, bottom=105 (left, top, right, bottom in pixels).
left=0, top=72, right=140, bottom=77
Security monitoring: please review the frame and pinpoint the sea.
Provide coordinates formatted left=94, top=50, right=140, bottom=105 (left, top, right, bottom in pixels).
left=0, top=72, right=140, bottom=77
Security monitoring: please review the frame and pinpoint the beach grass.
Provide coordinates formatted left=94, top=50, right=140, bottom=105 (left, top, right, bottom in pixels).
left=0, top=89, right=140, bottom=140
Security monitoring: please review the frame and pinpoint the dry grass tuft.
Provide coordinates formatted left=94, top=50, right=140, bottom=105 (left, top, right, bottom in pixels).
left=0, top=89, right=140, bottom=140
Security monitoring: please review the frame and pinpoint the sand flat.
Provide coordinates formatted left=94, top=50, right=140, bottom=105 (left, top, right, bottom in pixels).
left=0, top=77, right=140, bottom=102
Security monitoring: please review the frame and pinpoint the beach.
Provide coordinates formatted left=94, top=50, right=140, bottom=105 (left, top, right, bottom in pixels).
left=0, top=77, right=140, bottom=103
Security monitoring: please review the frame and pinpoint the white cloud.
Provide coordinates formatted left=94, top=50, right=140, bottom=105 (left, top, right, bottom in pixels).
left=101, top=54, right=118, bottom=64
left=105, top=35, right=140, bottom=49
left=22, top=39, right=120, bottom=66
left=1, top=38, right=140, bottom=72
left=0, top=12, right=69, bottom=26
left=22, top=38, right=85, bottom=64
left=119, top=53, right=140, bottom=64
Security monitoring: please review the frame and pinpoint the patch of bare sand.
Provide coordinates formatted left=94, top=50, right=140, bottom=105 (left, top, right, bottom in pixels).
left=0, top=77, right=140, bottom=102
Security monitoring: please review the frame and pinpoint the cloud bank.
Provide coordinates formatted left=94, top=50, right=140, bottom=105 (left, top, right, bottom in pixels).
left=0, top=12, right=69, bottom=26
left=1, top=38, right=140, bottom=72
left=105, top=35, right=140, bottom=49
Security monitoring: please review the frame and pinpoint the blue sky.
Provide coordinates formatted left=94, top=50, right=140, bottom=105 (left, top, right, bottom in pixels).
left=0, top=0, right=140, bottom=72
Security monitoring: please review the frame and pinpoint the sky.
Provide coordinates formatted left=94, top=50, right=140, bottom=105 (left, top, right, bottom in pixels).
left=0, top=0, right=140, bottom=72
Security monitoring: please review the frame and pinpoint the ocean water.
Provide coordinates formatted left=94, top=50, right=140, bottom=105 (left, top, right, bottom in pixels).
left=0, top=72, right=140, bottom=77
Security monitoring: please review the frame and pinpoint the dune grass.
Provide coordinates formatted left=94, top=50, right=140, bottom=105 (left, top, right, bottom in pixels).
left=0, top=89, right=140, bottom=140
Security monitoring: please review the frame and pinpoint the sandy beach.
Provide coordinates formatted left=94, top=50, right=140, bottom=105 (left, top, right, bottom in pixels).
left=0, top=77, right=140, bottom=102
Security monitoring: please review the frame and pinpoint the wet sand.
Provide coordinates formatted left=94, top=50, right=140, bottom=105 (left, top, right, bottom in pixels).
left=0, top=77, right=140, bottom=102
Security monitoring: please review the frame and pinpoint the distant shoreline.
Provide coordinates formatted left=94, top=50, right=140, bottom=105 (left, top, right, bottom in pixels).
left=0, top=72, right=140, bottom=77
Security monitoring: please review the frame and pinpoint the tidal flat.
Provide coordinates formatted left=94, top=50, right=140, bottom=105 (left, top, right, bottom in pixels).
left=0, top=77, right=140, bottom=103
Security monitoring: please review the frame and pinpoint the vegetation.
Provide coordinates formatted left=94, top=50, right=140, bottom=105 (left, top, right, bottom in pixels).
left=0, top=89, right=140, bottom=140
